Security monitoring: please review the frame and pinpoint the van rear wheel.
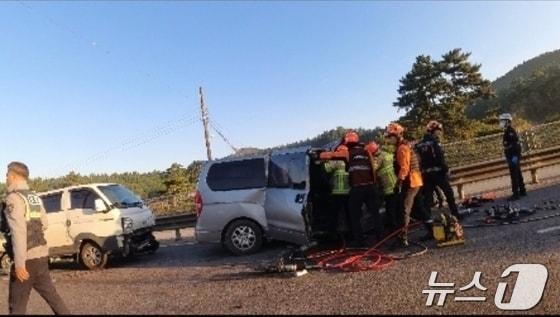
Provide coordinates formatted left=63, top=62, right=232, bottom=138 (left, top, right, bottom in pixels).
left=224, top=219, right=263, bottom=255
left=80, top=242, right=108, bottom=270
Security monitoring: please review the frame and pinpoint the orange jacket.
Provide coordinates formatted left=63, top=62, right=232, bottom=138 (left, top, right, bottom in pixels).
left=396, top=143, right=423, bottom=188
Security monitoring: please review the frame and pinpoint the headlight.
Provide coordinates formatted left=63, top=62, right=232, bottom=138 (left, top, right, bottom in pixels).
left=122, top=217, right=134, bottom=234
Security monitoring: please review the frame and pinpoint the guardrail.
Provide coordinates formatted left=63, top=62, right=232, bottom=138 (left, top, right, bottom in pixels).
left=450, top=145, right=560, bottom=199
left=154, top=214, right=197, bottom=240
left=444, top=120, right=560, bottom=167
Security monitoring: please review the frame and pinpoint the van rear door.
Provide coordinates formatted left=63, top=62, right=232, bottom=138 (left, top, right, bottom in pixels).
left=264, top=151, right=310, bottom=245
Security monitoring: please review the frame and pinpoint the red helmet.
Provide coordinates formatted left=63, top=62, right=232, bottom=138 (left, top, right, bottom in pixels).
left=344, top=132, right=360, bottom=144
left=386, top=123, right=405, bottom=137
left=365, top=141, right=379, bottom=155
left=426, top=120, right=443, bottom=133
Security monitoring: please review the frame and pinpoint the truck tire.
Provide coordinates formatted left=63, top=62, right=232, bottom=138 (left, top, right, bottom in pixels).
left=223, top=219, right=263, bottom=255
left=79, top=241, right=108, bottom=270
left=1, top=253, right=11, bottom=275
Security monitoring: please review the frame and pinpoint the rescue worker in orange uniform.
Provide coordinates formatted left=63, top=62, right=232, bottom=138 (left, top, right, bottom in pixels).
left=385, top=123, right=433, bottom=246
left=320, top=132, right=382, bottom=246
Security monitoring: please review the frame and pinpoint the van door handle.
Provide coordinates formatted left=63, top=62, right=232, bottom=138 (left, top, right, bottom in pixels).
left=295, top=194, right=306, bottom=204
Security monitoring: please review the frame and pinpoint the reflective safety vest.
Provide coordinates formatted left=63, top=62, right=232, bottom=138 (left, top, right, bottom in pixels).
left=348, top=144, right=375, bottom=187
left=6, top=190, right=47, bottom=253
left=324, top=161, right=350, bottom=195
left=375, top=150, right=398, bottom=195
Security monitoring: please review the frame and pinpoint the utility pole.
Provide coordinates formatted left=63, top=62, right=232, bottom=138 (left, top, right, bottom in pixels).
left=199, top=87, right=213, bottom=161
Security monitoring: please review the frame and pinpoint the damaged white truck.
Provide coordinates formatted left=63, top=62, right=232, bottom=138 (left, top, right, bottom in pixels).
left=0, top=183, right=159, bottom=273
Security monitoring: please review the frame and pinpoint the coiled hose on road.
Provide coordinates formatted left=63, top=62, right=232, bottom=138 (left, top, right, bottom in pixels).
left=305, top=222, right=428, bottom=272
left=262, top=222, right=429, bottom=274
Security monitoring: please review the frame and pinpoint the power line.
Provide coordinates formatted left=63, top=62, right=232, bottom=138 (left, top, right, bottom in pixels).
left=54, top=113, right=200, bottom=176
left=209, top=119, right=238, bottom=154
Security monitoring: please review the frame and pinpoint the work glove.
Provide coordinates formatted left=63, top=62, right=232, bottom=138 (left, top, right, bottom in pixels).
left=510, top=156, right=519, bottom=166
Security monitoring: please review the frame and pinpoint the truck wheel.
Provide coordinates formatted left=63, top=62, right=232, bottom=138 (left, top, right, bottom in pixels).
left=1, top=253, right=12, bottom=275
left=224, top=219, right=263, bottom=255
left=79, top=242, right=108, bottom=270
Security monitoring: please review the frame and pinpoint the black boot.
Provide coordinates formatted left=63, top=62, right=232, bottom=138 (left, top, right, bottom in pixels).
left=420, top=222, right=435, bottom=241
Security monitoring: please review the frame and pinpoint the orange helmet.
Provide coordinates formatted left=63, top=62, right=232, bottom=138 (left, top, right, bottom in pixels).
left=344, top=132, right=360, bottom=144
left=426, top=120, right=443, bottom=133
left=385, top=123, right=405, bottom=137
left=365, top=141, right=379, bottom=155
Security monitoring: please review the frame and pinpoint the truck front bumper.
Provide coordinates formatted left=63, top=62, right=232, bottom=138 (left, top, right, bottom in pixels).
left=118, top=228, right=159, bottom=257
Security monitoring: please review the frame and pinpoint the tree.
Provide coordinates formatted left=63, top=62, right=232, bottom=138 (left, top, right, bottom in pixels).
left=185, top=161, right=203, bottom=185
left=62, top=171, right=82, bottom=187
left=394, top=49, right=494, bottom=140
left=497, top=65, right=560, bottom=123
left=164, top=163, right=190, bottom=196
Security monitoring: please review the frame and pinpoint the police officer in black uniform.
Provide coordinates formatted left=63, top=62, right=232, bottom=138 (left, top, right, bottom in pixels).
left=499, top=113, right=527, bottom=201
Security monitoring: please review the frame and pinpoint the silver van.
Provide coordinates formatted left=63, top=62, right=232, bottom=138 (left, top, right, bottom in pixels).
left=195, top=147, right=377, bottom=255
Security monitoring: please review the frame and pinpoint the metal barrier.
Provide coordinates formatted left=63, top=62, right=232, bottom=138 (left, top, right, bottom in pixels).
left=154, top=214, right=197, bottom=240
left=444, top=120, right=560, bottom=168
left=449, top=144, right=560, bottom=199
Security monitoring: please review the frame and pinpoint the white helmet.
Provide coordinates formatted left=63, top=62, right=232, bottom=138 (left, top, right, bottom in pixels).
left=499, top=113, right=513, bottom=121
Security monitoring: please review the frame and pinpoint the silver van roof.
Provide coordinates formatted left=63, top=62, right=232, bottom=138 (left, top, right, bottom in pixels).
left=270, top=146, right=311, bottom=156
left=210, top=146, right=313, bottom=164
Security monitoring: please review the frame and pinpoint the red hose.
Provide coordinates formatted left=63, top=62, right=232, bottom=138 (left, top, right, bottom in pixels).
left=306, top=222, right=422, bottom=272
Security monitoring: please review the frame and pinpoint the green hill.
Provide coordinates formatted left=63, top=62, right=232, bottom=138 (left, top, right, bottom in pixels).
left=468, top=49, right=560, bottom=121
left=493, top=50, right=560, bottom=92
left=232, top=126, right=384, bottom=157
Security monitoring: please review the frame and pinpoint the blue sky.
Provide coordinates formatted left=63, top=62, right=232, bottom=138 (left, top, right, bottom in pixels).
left=1, top=1, right=559, bottom=178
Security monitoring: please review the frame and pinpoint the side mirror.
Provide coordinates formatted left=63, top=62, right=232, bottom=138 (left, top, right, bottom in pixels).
left=94, top=199, right=107, bottom=213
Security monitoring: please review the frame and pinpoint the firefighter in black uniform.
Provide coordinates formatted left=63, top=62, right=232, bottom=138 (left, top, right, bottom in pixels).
left=319, top=132, right=382, bottom=246
left=416, top=121, right=461, bottom=219
left=499, top=113, right=527, bottom=201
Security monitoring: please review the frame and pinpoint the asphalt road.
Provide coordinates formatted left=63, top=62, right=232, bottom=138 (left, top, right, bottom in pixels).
left=2, top=184, right=560, bottom=315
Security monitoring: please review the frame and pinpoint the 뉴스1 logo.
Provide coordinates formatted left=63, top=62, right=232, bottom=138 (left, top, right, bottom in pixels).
left=423, top=264, right=548, bottom=311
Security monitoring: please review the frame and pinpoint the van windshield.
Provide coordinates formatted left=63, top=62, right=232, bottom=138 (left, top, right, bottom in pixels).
left=98, top=185, right=143, bottom=209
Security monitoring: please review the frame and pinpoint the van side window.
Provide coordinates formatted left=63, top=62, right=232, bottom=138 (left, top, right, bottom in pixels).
left=70, top=189, right=98, bottom=210
left=268, top=153, right=307, bottom=189
left=207, top=158, right=266, bottom=191
left=41, top=193, right=63, bottom=213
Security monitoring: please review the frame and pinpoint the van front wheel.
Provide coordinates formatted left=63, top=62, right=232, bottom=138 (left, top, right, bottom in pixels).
left=80, top=242, right=108, bottom=270
left=224, top=219, right=263, bottom=255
